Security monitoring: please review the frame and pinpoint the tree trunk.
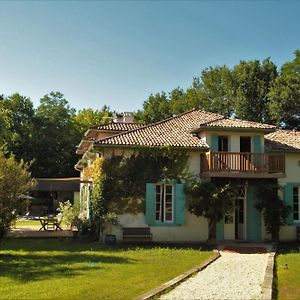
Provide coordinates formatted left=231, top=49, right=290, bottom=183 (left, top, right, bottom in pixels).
left=271, top=228, right=280, bottom=243
left=208, top=219, right=216, bottom=241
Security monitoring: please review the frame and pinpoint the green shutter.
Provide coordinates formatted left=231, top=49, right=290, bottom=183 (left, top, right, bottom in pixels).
left=211, top=134, right=218, bottom=151
left=284, top=183, right=294, bottom=225
left=253, top=135, right=262, bottom=153
left=175, top=184, right=186, bottom=225
left=246, top=186, right=261, bottom=240
left=146, top=183, right=156, bottom=225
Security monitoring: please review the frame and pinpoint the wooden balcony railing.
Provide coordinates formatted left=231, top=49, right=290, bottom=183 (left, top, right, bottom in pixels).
left=200, top=152, right=285, bottom=174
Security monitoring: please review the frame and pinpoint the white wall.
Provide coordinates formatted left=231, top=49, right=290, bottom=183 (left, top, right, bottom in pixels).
left=187, top=151, right=201, bottom=177
left=109, top=212, right=209, bottom=243
left=199, top=131, right=265, bottom=153
left=275, top=153, right=300, bottom=241
left=279, top=153, right=300, bottom=186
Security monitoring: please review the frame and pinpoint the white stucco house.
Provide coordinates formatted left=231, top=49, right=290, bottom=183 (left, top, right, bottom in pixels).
left=75, top=110, right=300, bottom=243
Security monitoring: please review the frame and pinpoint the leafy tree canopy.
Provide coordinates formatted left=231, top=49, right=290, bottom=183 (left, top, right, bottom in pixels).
left=73, top=106, right=113, bottom=135
left=0, top=151, right=35, bottom=241
left=135, top=50, right=299, bottom=128
left=32, top=92, right=81, bottom=177
left=0, top=93, right=35, bottom=163
left=268, top=50, right=300, bottom=129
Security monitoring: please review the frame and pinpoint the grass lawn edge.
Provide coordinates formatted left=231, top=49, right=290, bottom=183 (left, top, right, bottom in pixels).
left=134, top=250, right=221, bottom=300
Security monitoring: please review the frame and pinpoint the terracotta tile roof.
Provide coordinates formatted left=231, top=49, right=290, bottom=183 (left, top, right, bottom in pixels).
left=90, top=122, right=144, bottom=131
left=77, top=122, right=144, bottom=154
left=265, top=130, right=300, bottom=152
left=199, top=118, right=276, bottom=131
left=94, top=109, right=224, bottom=149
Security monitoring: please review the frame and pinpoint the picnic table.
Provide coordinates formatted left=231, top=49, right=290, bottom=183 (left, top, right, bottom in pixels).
left=38, top=216, right=63, bottom=231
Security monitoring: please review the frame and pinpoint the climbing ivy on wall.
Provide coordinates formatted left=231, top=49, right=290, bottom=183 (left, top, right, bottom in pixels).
left=92, top=148, right=190, bottom=213
left=103, top=148, right=190, bottom=214
left=87, top=148, right=190, bottom=239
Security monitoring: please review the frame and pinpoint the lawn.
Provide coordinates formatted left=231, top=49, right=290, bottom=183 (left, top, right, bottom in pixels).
left=0, top=239, right=213, bottom=299
left=275, top=242, right=300, bottom=300
left=14, top=220, right=41, bottom=227
left=14, top=220, right=67, bottom=228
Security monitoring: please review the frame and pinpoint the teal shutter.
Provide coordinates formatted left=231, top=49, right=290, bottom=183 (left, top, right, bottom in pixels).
left=146, top=183, right=156, bottom=225
left=175, top=184, right=185, bottom=225
left=253, top=135, right=262, bottom=153
left=246, top=186, right=262, bottom=240
left=211, top=134, right=218, bottom=151
left=284, top=183, right=294, bottom=225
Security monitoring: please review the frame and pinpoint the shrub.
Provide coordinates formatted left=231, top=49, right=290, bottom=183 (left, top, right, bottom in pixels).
left=57, top=200, right=79, bottom=230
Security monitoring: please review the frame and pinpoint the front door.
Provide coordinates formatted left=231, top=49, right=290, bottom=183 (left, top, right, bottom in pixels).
left=235, top=186, right=246, bottom=240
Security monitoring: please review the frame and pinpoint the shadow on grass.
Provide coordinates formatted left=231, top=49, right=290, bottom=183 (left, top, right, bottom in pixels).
left=272, top=256, right=278, bottom=300
left=2, top=238, right=214, bottom=253
left=276, top=242, right=300, bottom=254
left=0, top=251, right=135, bottom=282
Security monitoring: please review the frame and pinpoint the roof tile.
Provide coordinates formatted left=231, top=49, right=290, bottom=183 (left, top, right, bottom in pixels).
left=95, top=109, right=224, bottom=149
left=200, top=118, right=275, bottom=130
left=90, top=122, right=144, bottom=131
left=265, top=130, right=300, bottom=152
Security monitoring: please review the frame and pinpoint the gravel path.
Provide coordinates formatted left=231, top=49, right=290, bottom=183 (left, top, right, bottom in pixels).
left=160, top=251, right=269, bottom=300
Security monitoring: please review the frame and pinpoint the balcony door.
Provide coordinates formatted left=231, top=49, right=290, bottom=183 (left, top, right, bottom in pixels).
left=240, top=137, right=251, bottom=171
left=218, top=136, right=229, bottom=170
left=240, top=137, right=251, bottom=152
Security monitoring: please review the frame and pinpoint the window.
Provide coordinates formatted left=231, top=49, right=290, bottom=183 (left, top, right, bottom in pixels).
left=293, top=187, right=299, bottom=221
left=240, top=137, right=251, bottom=153
left=155, top=184, right=174, bottom=223
left=218, top=136, right=229, bottom=152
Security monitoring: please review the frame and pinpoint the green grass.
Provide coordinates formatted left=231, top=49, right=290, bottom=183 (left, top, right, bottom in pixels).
left=14, top=220, right=67, bottom=228
left=15, top=220, right=41, bottom=227
left=275, top=242, right=300, bottom=300
left=0, top=239, right=213, bottom=299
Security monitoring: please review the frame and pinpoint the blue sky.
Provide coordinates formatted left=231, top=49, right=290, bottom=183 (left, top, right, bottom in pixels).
left=0, top=1, right=299, bottom=112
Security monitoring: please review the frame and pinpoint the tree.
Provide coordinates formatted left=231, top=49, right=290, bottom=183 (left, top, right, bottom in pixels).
left=255, top=184, right=291, bottom=242
left=73, top=106, right=113, bottom=135
left=32, top=91, right=81, bottom=177
left=186, top=182, right=235, bottom=241
left=268, top=50, right=300, bottom=129
left=0, top=152, right=35, bottom=242
left=134, top=92, right=172, bottom=124
left=232, top=58, right=278, bottom=123
left=0, top=93, right=35, bottom=163
left=200, top=66, right=234, bottom=117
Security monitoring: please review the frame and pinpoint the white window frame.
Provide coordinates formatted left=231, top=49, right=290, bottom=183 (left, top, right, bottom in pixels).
left=155, top=184, right=174, bottom=223
left=293, top=186, right=300, bottom=222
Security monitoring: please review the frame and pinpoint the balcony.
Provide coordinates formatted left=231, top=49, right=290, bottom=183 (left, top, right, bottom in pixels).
left=200, top=152, right=285, bottom=178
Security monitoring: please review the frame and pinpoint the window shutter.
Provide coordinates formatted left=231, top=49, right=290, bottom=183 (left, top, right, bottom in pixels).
left=284, top=183, right=294, bottom=225
left=253, top=135, right=262, bottom=153
left=145, top=183, right=155, bottom=225
left=175, top=184, right=186, bottom=225
left=211, top=134, right=218, bottom=151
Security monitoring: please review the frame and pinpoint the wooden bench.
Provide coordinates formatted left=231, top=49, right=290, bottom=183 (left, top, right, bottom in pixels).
left=123, top=227, right=152, bottom=243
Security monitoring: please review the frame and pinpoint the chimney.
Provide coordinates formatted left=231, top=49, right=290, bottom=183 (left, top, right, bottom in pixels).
left=116, top=112, right=134, bottom=123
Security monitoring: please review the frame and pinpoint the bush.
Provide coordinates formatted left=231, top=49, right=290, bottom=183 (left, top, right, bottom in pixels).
left=0, top=152, right=35, bottom=242
left=57, top=200, right=79, bottom=230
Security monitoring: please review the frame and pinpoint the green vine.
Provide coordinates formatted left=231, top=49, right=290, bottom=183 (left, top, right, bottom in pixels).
left=90, top=156, right=106, bottom=239
left=86, top=149, right=190, bottom=240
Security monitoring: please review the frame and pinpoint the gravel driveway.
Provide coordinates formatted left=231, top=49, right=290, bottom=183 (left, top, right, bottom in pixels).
left=160, top=251, right=269, bottom=300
